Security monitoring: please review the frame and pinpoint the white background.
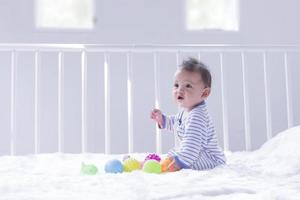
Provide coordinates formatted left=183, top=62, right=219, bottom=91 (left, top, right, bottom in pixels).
left=0, top=0, right=300, bottom=155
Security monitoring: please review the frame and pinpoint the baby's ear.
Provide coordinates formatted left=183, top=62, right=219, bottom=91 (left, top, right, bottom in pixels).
left=202, top=88, right=211, bottom=98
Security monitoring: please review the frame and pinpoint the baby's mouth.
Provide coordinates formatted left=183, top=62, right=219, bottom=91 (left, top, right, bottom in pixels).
left=177, top=96, right=184, bottom=100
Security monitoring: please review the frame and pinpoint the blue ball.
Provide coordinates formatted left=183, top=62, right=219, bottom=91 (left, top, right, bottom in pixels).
left=104, top=159, right=123, bottom=173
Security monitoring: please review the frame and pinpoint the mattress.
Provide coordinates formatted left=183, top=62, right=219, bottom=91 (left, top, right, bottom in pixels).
left=0, top=126, right=300, bottom=200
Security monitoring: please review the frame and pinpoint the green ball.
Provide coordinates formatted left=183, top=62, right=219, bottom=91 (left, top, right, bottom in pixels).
left=143, top=160, right=161, bottom=174
left=123, top=158, right=141, bottom=172
left=81, top=162, right=98, bottom=175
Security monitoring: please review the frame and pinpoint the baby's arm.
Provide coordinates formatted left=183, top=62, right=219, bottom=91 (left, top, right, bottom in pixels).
left=150, top=109, right=177, bottom=131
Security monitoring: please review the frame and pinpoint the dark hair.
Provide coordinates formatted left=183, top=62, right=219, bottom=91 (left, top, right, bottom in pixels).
left=179, top=58, right=212, bottom=88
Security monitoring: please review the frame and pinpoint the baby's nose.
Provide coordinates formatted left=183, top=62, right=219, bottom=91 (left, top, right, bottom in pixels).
left=178, top=86, right=185, bottom=92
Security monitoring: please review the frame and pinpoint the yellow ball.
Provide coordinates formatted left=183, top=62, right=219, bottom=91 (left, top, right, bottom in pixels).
left=123, top=158, right=141, bottom=172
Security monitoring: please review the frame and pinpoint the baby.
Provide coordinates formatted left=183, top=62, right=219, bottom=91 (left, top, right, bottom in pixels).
left=151, top=58, right=226, bottom=172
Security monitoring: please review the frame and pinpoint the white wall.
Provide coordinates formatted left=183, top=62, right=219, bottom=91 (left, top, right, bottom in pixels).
left=1, top=0, right=300, bottom=44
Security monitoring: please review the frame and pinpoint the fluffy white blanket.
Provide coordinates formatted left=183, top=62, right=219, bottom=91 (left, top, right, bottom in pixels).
left=0, top=126, right=300, bottom=200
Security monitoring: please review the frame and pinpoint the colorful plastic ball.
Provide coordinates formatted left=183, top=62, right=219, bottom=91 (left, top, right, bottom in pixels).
left=104, top=159, right=123, bottom=173
left=123, top=158, right=141, bottom=172
left=161, top=157, right=173, bottom=172
left=81, top=162, right=98, bottom=175
left=144, top=153, right=161, bottom=162
left=143, top=160, right=162, bottom=174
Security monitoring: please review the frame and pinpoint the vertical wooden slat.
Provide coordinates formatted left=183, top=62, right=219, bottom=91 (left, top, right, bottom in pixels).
left=153, top=52, right=162, bottom=154
left=174, top=51, right=180, bottom=148
left=284, top=52, right=293, bottom=128
left=34, top=50, right=40, bottom=154
left=241, top=52, right=251, bottom=151
left=58, top=51, right=64, bottom=153
left=219, top=53, right=229, bottom=151
left=287, top=52, right=300, bottom=126
left=127, top=52, right=133, bottom=153
left=0, top=51, right=11, bottom=155
left=10, top=50, right=16, bottom=156
left=81, top=50, right=87, bottom=153
left=104, top=53, right=111, bottom=154
left=263, top=52, right=272, bottom=140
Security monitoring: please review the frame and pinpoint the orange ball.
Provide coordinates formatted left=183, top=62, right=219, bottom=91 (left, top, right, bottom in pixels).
left=160, top=157, right=173, bottom=172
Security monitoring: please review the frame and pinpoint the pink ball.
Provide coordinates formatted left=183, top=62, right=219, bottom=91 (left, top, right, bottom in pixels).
left=144, top=153, right=161, bottom=162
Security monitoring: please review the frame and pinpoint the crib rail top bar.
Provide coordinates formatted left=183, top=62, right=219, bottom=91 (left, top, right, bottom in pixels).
left=1, top=43, right=300, bottom=52
left=0, top=43, right=85, bottom=49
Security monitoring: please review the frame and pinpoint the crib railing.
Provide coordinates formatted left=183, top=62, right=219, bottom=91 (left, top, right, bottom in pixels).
left=0, top=44, right=299, bottom=155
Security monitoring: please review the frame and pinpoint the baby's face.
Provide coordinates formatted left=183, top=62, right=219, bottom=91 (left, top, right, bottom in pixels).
left=173, top=69, right=209, bottom=111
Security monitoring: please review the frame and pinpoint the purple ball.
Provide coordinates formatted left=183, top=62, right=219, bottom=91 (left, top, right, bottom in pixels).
left=144, top=153, right=161, bottom=162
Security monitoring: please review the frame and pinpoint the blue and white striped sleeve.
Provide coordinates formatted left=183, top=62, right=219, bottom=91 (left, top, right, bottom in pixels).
left=160, top=114, right=177, bottom=132
left=174, top=113, right=207, bottom=167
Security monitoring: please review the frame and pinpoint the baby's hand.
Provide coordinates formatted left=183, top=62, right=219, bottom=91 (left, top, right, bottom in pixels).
left=161, top=157, right=181, bottom=172
left=150, top=109, right=163, bottom=128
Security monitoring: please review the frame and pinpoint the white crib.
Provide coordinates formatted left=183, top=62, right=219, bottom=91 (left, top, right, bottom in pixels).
left=0, top=44, right=299, bottom=156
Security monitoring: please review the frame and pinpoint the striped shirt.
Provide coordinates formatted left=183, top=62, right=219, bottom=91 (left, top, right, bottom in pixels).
left=161, top=101, right=226, bottom=170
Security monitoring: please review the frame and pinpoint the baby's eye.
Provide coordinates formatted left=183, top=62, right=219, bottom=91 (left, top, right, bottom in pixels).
left=186, top=84, right=192, bottom=88
left=174, top=83, right=179, bottom=88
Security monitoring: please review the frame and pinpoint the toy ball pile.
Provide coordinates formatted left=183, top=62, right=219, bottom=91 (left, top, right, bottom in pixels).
left=81, top=153, right=163, bottom=175
left=105, top=153, right=162, bottom=174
